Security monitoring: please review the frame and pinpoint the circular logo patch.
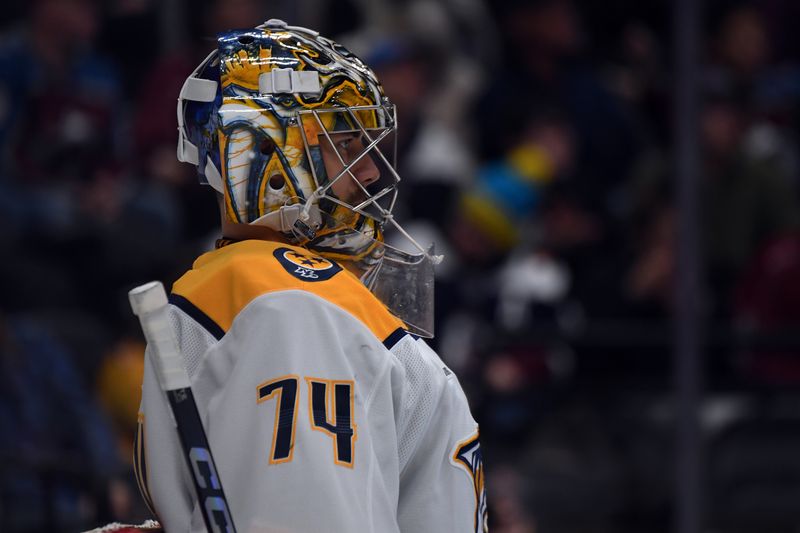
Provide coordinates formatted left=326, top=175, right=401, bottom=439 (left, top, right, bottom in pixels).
left=274, top=247, right=342, bottom=282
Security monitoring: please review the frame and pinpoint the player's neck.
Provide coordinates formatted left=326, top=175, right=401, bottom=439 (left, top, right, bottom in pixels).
left=220, top=219, right=290, bottom=243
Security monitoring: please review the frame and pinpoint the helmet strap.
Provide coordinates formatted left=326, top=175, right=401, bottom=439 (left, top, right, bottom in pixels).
left=249, top=203, right=322, bottom=242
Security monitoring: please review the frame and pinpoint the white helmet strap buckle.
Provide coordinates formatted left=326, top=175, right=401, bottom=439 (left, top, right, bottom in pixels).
left=249, top=203, right=322, bottom=238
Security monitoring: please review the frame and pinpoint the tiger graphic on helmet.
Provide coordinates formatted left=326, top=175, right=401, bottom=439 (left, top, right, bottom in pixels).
left=178, top=19, right=438, bottom=338
left=179, top=19, right=395, bottom=260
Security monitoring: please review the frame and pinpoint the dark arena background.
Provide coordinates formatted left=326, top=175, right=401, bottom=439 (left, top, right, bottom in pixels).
left=1, top=0, right=799, bottom=531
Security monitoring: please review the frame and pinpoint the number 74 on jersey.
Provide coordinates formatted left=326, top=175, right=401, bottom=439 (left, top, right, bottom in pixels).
left=257, top=375, right=356, bottom=468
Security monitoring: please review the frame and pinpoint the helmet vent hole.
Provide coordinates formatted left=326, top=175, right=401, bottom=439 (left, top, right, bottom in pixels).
left=268, top=174, right=285, bottom=190
left=260, top=137, right=275, bottom=156
left=238, top=35, right=255, bottom=45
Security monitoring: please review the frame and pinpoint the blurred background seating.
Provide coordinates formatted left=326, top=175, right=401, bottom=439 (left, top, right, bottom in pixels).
left=1, top=0, right=799, bottom=531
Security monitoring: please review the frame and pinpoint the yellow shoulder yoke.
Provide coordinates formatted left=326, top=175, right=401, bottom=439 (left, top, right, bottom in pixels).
left=171, top=240, right=404, bottom=340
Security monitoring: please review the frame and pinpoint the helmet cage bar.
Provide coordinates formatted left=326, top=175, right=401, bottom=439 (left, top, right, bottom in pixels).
left=316, top=124, right=393, bottom=209
left=296, top=105, right=400, bottom=225
left=343, top=105, right=402, bottom=189
left=304, top=106, right=395, bottom=192
left=337, top=105, right=402, bottom=216
left=319, top=183, right=396, bottom=220
left=352, top=183, right=396, bottom=214
left=296, top=104, right=438, bottom=263
left=341, top=104, right=402, bottom=216
left=383, top=211, right=443, bottom=265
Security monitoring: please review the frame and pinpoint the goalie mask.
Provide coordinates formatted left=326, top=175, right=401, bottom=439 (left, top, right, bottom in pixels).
left=177, top=19, right=439, bottom=337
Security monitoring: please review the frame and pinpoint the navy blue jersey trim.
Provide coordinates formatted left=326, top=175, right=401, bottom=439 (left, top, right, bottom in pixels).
left=169, top=293, right=225, bottom=340
left=383, top=327, right=418, bottom=349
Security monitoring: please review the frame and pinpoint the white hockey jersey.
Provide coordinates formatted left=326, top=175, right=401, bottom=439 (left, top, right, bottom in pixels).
left=135, top=239, right=487, bottom=533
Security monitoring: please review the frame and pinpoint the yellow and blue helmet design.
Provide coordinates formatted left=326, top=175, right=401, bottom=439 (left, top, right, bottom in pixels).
left=178, top=19, right=396, bottom=260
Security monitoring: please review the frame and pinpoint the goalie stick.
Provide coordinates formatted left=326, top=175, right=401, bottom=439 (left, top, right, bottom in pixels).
left=129, top=281, right=237, bottom=533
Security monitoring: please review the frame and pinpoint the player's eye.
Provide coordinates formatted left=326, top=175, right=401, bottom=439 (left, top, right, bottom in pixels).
left=336, top=138, right=353, bottom=153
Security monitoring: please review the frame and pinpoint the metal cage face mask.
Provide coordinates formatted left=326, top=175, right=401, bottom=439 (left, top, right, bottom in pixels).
left=296, top=104, right=399, bottom=229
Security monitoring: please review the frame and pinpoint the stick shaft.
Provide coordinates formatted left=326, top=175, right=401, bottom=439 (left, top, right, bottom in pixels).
left=129, top=281, right=237, bottom=533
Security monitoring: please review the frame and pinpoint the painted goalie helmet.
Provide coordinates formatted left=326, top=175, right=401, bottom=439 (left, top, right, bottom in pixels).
left=178, top=19, right=438, bottom=336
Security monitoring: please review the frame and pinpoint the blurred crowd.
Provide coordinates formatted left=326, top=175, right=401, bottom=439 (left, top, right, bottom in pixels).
left=1, top=0, right=799, bottom=531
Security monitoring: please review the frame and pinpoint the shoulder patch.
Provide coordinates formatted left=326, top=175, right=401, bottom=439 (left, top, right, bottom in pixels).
left=273, top=247, right=342, bottom=281
left=451, top=431, right=489, bottom=533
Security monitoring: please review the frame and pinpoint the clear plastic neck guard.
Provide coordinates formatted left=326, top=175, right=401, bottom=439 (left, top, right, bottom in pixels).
left=291, top=209, right=439, bottom=338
